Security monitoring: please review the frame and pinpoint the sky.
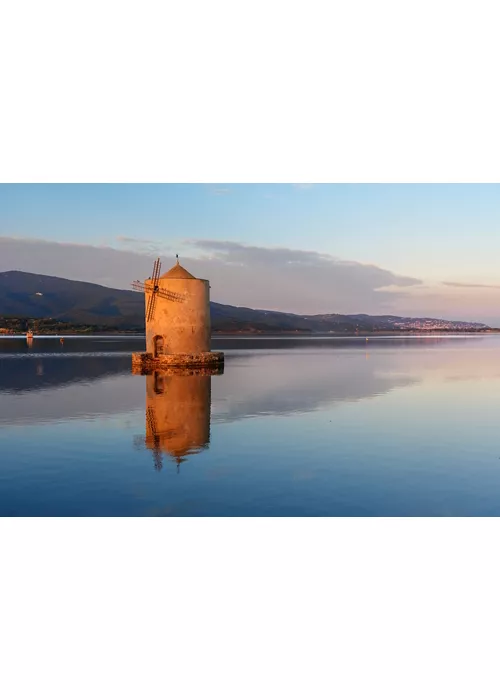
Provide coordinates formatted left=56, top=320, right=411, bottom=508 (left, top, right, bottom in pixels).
left=1, top=183, right=500, bottom=323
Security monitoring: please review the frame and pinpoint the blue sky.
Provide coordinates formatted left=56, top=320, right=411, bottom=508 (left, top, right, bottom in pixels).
left=1, top=184, right=500, bottom=322
left=1, top=183, right=500, bottom=279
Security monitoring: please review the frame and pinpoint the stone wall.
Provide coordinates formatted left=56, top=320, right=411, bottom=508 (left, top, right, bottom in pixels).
left=132, top=351, right=224, bottom=369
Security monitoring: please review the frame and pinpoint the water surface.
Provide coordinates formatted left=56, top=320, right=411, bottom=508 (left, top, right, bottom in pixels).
left=1, top=334, right=499, bottom=516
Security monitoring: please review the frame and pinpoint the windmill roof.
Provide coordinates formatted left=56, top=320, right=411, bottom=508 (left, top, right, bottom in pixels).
left=161, top=260, right=196, bottom=280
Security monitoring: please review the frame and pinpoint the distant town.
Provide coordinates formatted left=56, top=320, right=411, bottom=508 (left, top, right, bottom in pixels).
left=0, top=315, right=496, bottom=337
left=0, top=270, right=496, bottom=336
left=364, top=318, right=490, bottom=332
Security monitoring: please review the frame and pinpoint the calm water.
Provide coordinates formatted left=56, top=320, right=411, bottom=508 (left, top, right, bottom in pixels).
left=1, top=334, right=500, bottom=516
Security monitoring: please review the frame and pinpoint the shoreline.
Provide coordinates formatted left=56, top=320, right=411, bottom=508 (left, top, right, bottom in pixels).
left=1, top=329, right=499, bottom=338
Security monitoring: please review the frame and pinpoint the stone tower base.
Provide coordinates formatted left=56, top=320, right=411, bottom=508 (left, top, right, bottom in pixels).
left=132, top=351, right=224, bottom=371
left=131, top=364, right=223, bottom=377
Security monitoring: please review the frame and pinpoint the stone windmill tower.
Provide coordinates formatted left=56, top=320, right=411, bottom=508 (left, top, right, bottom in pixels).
left=131, top=257, right=224, bottom=369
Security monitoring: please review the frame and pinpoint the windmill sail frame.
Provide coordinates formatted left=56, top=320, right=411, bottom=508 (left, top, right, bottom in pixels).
left=131, top=257, right=186, bottom=323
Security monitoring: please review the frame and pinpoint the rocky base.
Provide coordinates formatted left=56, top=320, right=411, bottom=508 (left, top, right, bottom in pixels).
left=132, top=364, right=223, bottom=377
left=132, top=351, right=224, bottom=371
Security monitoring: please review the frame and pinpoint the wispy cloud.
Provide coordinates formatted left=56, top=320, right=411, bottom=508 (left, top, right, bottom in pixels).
left=182, top=239, right=421, bottom=313
left=292, top=183, right=315, bottom=190
left=442, top=281, right=500, bottom=289
left=187, top=239, right=420, bottom=281
left=115, top=235, right=168, bottom=256
left=116, top=235, right=156, bottom=244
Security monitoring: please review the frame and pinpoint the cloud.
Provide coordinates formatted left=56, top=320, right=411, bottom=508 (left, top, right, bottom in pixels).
left=114, top=235, right=167, bottom=256
left=292, top=183, right=315, bottom=190
left=181, top=239, right=421, bottom=313
left=116, top=235, right=156, bottom=244
left=0, top=236, right=421, bottom=315
left=442, top=281, right=500, bottom=290
left=189, top=239, right=420, bottom=282
left=379, top=279, right=500, bottom=324
left=0, top=236, right=158, bottom=289
left=3, top=236, right=500, bottom=322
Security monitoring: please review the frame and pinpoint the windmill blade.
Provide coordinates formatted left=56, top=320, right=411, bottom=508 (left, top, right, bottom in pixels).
left=151, top=257, right=161, bottom=287
left=131, top=280, right=146, bottom=292
left=146, top=290, right=157, bottom=321
left=150, top=258, right=158, bottom=282
left=146, top=407, right=163, bottom=470
left=145, top=285, right=156, bottom=321
left=135, top=257, right=184, bottom=317
left=156, top=288, right=186, bottom=303
left=153, top=446, right=163, bottom=472
left=146, top=406, right=158, bottom=435
left=149, top=291, right=158, bottom=321
left=146, top=257, right=162, bottom=320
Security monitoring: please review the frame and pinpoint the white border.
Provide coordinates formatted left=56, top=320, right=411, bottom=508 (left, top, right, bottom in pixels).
left=2, top=1, right=500, bottom=698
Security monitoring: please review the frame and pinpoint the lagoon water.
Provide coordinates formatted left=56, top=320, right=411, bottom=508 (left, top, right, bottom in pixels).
left=1, top=334, right=500, bottom=516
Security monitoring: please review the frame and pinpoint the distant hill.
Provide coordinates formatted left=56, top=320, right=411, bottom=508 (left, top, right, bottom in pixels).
left=0, top=270, right=491, bottom=333
left=0, top=271, right=144, bottom=328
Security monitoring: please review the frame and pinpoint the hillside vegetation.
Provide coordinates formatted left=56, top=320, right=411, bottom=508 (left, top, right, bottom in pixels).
left=0, top=271, right=490, bottom=333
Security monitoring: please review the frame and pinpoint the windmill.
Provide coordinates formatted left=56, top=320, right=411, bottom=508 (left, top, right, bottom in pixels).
left=130, top=254, right=223, bottom=370
left=132, top=257, right=185, bottom=322
left=146, top=406, right=163, bottom=471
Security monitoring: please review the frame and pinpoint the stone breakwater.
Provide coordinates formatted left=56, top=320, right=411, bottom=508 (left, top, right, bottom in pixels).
left=132, top=351, right=224, bottom=371
left=132, top=364, right=223, bottom=377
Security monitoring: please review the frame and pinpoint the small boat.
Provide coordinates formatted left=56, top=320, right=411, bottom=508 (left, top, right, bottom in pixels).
left=26, top=330, right=34, bottom=339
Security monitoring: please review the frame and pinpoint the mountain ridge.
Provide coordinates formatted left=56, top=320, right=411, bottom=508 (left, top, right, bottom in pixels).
left=0, top=270, right=490, bottom=333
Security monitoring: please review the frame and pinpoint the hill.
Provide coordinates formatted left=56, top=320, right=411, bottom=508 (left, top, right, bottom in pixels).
left=0, top=270, right=490, bottom=333
left=0, top=270, right=144, bottom=329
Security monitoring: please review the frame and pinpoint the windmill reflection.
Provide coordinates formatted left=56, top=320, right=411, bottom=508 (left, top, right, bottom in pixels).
left=134, top=366, right=223, bottom=471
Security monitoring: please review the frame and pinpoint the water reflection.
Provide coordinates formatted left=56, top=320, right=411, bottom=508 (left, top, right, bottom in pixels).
left=0, top=341, right=142, bottom=426
left=0, top=334, right=496, bottom=431
left=3, top=335, right=500, bottom=515
left=134, top=367, right=223, bottom=471
left=211, top=350, right=418, bottom=422
left=0, top=353, right=132, bottom=394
